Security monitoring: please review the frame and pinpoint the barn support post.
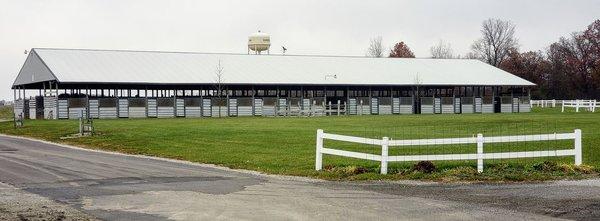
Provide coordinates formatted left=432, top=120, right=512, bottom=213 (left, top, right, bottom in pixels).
left=368, top=86, right=372, bottom=115
left=251, top=85, right=255, bottom=116
left=323, top=86, right=327, bottom=115
left=345, top=86, right=350, bottom=115
left=55, top=82, right=59, bottom=120
left=226, top=86, right=230, bottom=117
left=12, top=88, right=16, bottom=120
left=200, top=86, right=204, bottom=117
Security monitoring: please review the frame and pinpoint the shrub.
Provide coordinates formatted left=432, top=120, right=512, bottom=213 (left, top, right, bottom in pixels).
left=532, top=161, right=558, bottom=172
left=323, top=165, right=369, bottom=175
left=445, top=166, right=478, bottom=176
left=413, top=161, right=436, bottom=173
left=553, top=164, right=593, bottom=174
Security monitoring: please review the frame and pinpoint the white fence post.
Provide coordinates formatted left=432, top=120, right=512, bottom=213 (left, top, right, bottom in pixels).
left=381, top=137, right=389, bottom=174
left=316, top=129, right=324, bottom=170
left=574, top=129, right=582, bottom=166
left=562, top=100, right=565, bottom=112
left=477, top=133, right=484, bottom=173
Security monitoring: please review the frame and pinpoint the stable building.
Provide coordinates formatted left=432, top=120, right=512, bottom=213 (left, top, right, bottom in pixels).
left=11, top=48, right=534, bottom=119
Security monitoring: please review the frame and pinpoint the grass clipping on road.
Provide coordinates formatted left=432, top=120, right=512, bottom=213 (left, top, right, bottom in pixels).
left=0, top=107, right=598, bottom=182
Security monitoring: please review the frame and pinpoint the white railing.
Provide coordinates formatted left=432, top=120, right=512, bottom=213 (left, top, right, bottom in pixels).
left=315, top=129, right=582, bottom=174
left=561, top=100, right=597, bottom=112
left=531, top=99, right=557, bottom=108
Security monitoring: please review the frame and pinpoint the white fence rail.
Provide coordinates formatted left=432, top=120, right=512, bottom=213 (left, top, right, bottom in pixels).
left=315, top=129, right=582, bottom=174
left=531, top=99, right=558, bottom=108
left=561, top=100, right=597, bottom=112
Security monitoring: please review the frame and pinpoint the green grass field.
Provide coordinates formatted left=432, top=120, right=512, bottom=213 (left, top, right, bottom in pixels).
left=0, top=107, right=598, bottom=181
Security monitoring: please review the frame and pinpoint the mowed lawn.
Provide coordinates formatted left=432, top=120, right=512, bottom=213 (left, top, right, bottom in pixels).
left=0, top=107, right=599, bottom=180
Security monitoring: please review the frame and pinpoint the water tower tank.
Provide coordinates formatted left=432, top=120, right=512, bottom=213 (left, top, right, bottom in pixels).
left=248, top=31, right=270, bottom=54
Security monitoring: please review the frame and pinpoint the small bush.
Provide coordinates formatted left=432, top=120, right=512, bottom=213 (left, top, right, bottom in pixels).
left=490, top=163, right=510, bottom=172
left=323, top=165, right=369, bottom=176
left=532, top=161, right=558, bottom=172
left=445, top=166, right=478, bottom=176
left=572, top=164, right=595, bottom=174
left=413, top=161, right=436, bottom=173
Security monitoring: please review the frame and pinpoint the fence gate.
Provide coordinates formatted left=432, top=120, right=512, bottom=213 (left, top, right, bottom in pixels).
left=441, top=97, right=453, bottom=114
left=129, top=98, right=147, bottom=118
left=482, top=97, right=494, bottom=113
left=157, top=98, right=175, bottom=118
left=474, top=97, right=483, bottom=113
left=228, top=98, right=238, bottom=116
left=278, top=98, right=287, bottom=116
left=392, top=98, right=400, bottom=114
left=501, top=96, right=513, bottom=113
left=434, top=97, right=442, bottom=114
left=176, top=98, right=185, bottom=117
left=421, top=97, right=434, bottom=114
left=28, top=99, right=37, bottom=119
left=370, top=97, right=379, bottom=115
left=184, top=98, right=202, bottom=118
left=519, top=97, right=531, bottom=113
left=399, top=97, right=413, bottom=114
left=58, top=99, right=68, bottom=119
left=202, top=98, right=212, bottom=117
left=253, top=98, right=263, bottom=116
left=99, top=98, right=118, bottom=119
left=237, top=98, right=252, bottom=116
left=68, top=98, right=87, bottom=119
left=147, top=99, right=157, bottom=117
left=461, top=97, right=474, bottom=114
left=379, top=97, right=392, bottom=115
left=302, top=98, right=312, bottom=115
left=348, top=98, right=357, bottom=115
left=118, top=99, right=129, bottom=118
left=43, top=97, right=57, bottom=119
left=512, top=97, right=520, bottom=113
left=454, top=97, right=461, bottom=114
left=262, top=98, right=276, bottom=116
left=89, top=99, right=99, bottom=118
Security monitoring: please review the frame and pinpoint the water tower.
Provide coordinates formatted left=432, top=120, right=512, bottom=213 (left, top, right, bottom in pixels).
left=248, top=31, right=270, bottom=54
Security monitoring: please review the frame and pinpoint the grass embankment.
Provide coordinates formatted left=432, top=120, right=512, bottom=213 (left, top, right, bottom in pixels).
left=0, top=107, right=598, bottom=182
left=0, top=105, right=12, bottom=120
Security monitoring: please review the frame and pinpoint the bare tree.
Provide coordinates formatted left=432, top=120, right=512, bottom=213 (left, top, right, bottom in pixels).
left=470, top=18, right=518, bottom=66
left=214, top=59, right=224, bottom=117
left=366, top=36, right=384, bottom=58
left=430, top=40, right=455, bottom=59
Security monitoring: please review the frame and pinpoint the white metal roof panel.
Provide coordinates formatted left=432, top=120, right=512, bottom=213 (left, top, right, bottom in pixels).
left=30, top=48, right=535, bottom=86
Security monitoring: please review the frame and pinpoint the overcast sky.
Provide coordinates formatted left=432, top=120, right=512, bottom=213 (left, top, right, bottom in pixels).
left=1, top=0, right=599, bottom=100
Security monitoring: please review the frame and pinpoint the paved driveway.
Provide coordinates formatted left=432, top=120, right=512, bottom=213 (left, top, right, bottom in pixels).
left=0, top=135, right=597, bottom=220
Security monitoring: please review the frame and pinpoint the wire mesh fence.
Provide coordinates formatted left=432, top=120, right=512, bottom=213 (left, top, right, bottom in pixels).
left=320, top=119, right=595, bottom=174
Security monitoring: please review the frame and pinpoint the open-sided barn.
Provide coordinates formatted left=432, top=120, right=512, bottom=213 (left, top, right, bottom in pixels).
left=12, top=48, right=534, bottom=119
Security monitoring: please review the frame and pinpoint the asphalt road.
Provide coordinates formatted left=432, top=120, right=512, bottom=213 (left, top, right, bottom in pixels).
left=0, top=135, right=598, bottom=220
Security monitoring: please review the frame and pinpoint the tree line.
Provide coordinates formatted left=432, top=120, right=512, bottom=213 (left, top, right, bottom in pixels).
left=367, top=19, right=600, bottom=99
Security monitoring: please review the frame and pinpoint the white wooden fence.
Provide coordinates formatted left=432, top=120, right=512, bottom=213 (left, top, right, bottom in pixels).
left=561, top=100, right=597, bottom=112
left=531, top=99, right=557, bottom=108
left=315, top=129, right=582, bottom=174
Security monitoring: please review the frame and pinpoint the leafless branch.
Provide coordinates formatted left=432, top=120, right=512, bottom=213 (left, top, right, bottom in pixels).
left=366, top=36, right=384, bottom=58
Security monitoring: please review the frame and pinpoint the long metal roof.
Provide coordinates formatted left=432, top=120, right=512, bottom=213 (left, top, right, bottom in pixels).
left=13, top=48, right=535, bottom=87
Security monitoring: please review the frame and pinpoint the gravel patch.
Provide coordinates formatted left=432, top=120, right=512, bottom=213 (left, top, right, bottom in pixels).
left=0, top=182, right=96, bottom=221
